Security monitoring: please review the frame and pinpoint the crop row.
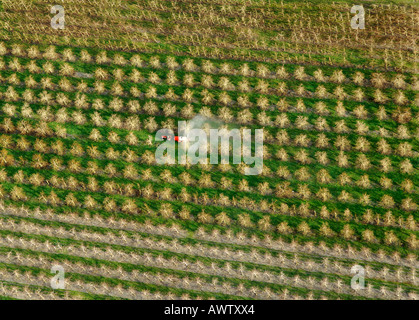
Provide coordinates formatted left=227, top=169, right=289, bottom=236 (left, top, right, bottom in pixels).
left=1, top=200, right=416, bottom=267
left=0, top=229, right=415, bottom=299
left=0, top=189, right=417, bottom=259
left=0, top=39, right=414, bottom=84
left=2, top=100, right=418, bottom=171
left=0, top=209, right=416, bottom=286
left=0, top=263, right=226, bottom=300
left=1, top=134, right=417, bottom=220
left=2, top=80, right=418, bottom=152
left=2, top=53, right=418, bottom=109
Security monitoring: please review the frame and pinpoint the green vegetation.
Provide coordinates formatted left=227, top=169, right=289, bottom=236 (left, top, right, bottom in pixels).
left=0, top=0, right=417, bottom=300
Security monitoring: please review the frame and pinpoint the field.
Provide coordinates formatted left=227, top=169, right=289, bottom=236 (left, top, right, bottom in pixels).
left=0, top=0, right=417, bottom=300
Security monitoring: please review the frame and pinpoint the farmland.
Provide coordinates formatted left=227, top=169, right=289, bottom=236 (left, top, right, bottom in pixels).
left=0, top=0, right=417, bottom=300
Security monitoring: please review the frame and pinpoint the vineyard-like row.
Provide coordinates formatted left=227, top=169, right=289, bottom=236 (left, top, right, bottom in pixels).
left=0, top=0, right=417, bottom=300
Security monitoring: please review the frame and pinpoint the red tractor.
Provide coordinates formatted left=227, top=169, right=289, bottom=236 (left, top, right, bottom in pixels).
left=161, top=135, right=188, bottom=142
